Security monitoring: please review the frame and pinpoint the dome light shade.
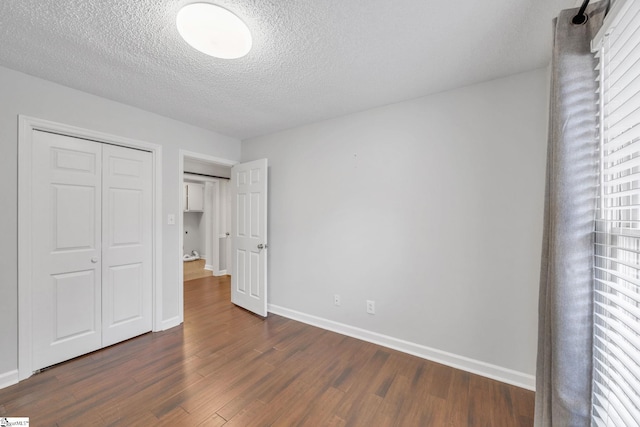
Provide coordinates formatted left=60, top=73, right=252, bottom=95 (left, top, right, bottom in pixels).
left=177, top=3, right=252, bottom=59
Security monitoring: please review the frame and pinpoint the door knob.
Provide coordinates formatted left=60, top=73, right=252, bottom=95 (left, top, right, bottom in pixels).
left=91, top=257, right=99, bottom=263
left=257, top=244, right=267, bottom=250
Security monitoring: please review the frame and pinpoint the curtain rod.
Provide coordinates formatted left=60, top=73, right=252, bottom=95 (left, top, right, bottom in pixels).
left=184, top=171, right=231, bottom=180
left=572, top=0, right=590, bottom=25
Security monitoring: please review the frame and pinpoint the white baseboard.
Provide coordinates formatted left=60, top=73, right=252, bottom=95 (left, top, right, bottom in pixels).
left=268, top=304, right=535, bottom=391
left=160, top=316, right=181, bottom=331
left=205, top=266, right=229, bottom=276
left=0, top=369, right=19, bottom=390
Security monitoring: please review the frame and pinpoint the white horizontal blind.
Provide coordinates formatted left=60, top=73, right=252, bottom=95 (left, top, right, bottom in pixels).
left=593, top=1, right=640, bottom=426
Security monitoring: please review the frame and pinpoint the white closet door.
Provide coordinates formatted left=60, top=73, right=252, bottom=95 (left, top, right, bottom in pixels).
left=31, top=131, right=103, bottom=370
left=31, top=131, right=153, bottom=370
left=101, top=144, right=153, bottom=347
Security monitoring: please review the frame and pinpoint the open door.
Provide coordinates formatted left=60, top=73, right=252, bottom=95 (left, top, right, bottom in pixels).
left=231, top=159, right=268, bottom=316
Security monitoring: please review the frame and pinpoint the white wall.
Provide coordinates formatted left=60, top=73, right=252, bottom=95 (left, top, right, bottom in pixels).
left=184, top=158, right=232, bottom=178
left=0, top=65, right=241, bottom=380
left=242, top=68, right=549, bottom=387
left=183, top=212, right=204, bottom=256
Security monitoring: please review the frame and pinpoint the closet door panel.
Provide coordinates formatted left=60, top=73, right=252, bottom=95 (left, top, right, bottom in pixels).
left=102, top=145, right=153, bottom=347
left=31, top=131, right=103, bottom=371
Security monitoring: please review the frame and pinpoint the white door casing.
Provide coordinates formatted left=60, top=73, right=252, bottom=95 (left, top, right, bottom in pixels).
left=30, top=131, right=153, bottom=371
left=31, top=131, right=103, bottom=370
left=102, top=144, right=153, bottom=347
left=231, top=159, right=268, bottom=317
left=203, top=180, right=220, bottom=275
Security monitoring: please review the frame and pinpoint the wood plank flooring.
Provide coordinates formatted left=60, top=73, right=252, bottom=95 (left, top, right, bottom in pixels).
left=0, top=276, right=535, bottom=426
left=183, top=259, right=213, bottom=281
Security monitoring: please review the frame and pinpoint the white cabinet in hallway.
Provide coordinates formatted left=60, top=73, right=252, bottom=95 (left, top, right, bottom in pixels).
left=183, top=182, right=204, bottom=212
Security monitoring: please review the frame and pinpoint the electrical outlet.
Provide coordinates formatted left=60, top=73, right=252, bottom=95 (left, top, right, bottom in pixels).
left=366, top=300, right=375, bottom=314
left=334, top=294, right=341, bottom=306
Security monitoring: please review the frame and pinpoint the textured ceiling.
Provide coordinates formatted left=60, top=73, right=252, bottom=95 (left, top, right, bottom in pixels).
left=0, top=0, right=575, bottom=139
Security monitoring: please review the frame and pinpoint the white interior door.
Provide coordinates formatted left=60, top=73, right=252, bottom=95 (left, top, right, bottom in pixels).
left=231, top=159, right=268, bottom=316
left=31, top=131, right=103, bottom=370
left=31, top=131, right=153, bottom=370
left=102, top=144, right=153, bottom=347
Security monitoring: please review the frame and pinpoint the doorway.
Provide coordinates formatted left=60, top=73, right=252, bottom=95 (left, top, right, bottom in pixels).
left=178, top=150, right=235, bottom=323
left=182, top=172, right=230, bottom=278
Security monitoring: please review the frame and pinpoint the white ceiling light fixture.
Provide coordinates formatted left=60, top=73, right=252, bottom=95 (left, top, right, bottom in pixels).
left=176, top=3, right=252, bottom=59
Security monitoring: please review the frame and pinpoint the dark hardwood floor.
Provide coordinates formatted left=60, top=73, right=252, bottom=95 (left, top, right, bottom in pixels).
left=0, top=276, right=535, bottom=426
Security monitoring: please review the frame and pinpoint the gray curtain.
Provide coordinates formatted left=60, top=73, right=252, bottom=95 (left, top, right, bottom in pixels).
left=535, top=2, right=607, bottom=426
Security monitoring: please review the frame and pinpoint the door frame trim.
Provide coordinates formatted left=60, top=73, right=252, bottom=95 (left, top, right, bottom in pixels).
left=17, top=116, right=163, bottom=381
left=179, top=150, right=236, bottom=324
